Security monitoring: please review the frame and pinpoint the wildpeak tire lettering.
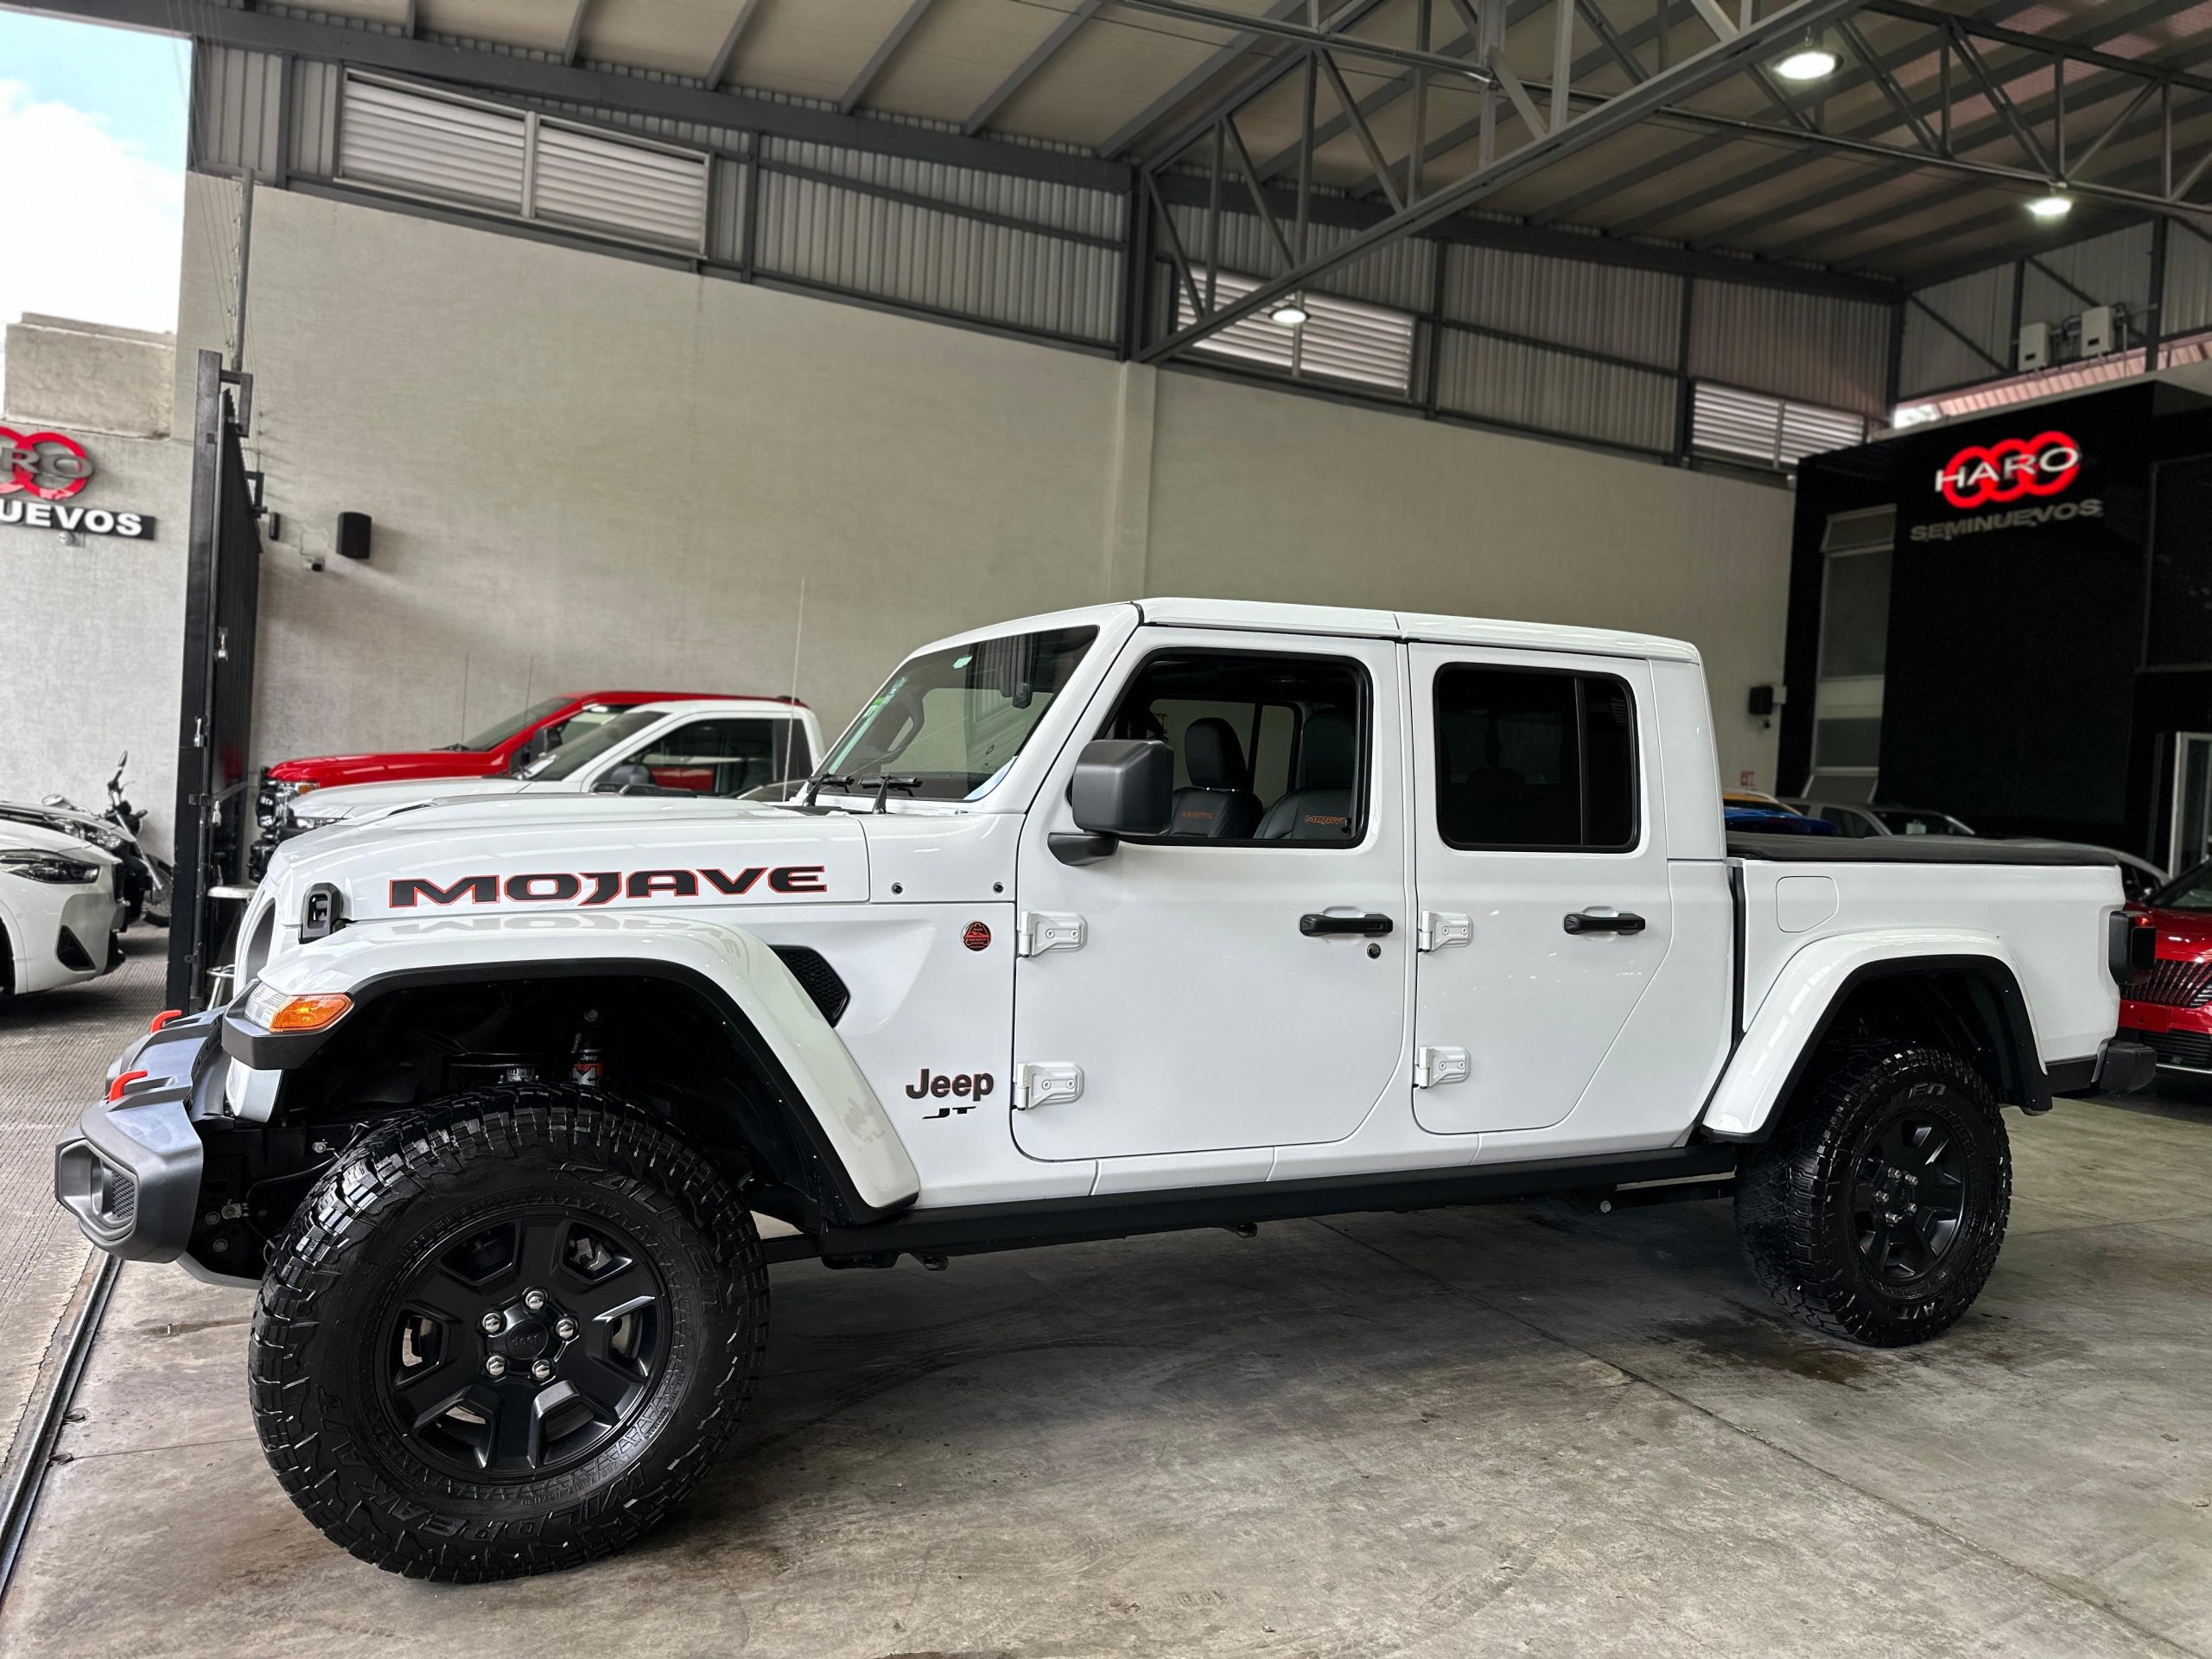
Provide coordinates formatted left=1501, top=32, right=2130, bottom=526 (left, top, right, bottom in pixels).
left=387, top=866, right=829, bottom=908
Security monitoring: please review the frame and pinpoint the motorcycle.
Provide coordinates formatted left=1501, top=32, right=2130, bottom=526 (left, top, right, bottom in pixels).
left=1, top=754, right=175, bottom=930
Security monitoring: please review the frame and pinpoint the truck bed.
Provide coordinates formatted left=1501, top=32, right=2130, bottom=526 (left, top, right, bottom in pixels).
left=1727, top=836, right=2125, bottom=1080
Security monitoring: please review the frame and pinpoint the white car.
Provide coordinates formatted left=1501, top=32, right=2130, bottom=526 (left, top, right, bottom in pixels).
left=276, top=697, right=823, bottom=842
left=62, top=598, right=2147, bottom=1582
left=2, top=822, right=124, bottom=998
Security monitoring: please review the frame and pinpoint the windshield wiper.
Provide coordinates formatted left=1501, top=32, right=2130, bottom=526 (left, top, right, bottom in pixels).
left=863, top=776, right=922, bottom=814
left=801, top=772, right=925, bottom=812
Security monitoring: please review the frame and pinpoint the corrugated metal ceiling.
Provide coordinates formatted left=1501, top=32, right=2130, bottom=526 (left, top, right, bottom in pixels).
left=267, top=0, right=2212, bottom=287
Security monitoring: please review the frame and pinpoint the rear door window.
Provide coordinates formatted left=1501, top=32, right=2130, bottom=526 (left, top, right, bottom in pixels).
left=1432, top=665, right=1637, bottom=851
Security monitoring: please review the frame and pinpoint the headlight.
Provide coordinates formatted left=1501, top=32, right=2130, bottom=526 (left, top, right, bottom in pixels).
left=260, top=779, right=318, bottom=829
left=243, top=979, right=352, bottom=1033
left=1, top=848, right=101, bottom=884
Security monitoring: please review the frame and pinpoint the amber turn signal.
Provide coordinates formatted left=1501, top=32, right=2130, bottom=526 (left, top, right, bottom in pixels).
left=266, top=993, right=353, bottom=1033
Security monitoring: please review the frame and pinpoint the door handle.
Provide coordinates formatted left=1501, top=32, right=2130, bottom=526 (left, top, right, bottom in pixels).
left=1563, top=911, right=1645, bottom=936
left=1300, top=912, right=1394, bottom=937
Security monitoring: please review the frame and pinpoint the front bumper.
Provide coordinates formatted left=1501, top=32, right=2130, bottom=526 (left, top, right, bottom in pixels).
left=60, top=887, right=124, bottom=978
left=2120, top=997, right=2212, bottom=1075
left=2051, top=1035, right=2161, bottom=1095
left=54, top=1011, right=225, bottom=1261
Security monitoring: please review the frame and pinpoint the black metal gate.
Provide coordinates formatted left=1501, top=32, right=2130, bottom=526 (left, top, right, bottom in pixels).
left=166, top=349, right=264, bottom=1012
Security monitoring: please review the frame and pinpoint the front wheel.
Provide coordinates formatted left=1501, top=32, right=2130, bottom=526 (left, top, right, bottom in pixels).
left=251, top=1088, right=767, bottom=1580
left=1735, top=1042, right=2011, bottom=1347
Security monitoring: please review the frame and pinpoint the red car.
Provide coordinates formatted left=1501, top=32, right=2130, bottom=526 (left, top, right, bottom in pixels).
left=2119, top=861, right=2212, bottom=1077
left=257, top=690, right=785, bottom=825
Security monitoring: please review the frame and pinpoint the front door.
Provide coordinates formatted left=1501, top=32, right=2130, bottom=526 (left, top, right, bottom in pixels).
left=1010, top=629, right=1410, bottom=1162
left=1408, top=644, right=1673, bottom=1135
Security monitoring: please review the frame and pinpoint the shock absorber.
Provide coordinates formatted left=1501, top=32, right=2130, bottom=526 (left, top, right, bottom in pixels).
left=569, top=1007, right=607, bottom=1088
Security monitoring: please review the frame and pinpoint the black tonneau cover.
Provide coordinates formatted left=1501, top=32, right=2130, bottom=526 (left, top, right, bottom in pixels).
left=1728, top=834, right=2120, bottom=867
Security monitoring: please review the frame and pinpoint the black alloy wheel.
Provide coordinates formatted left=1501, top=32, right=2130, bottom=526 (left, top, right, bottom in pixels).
left=381, top=1208, right=670, bottom=1482
left=1736, top=1040, right=2012, bottom=1347
left=252, top=1087, right=768, bottom=1580
left=1849, top=1107, right=1970, bottom=1283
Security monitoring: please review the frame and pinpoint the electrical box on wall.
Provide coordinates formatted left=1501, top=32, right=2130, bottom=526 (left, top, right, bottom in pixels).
left=2018, top=322, right=2051, bottom=372
left=336, top=512, right=372, bottom=561
left=2082, top=305, right=2117, bottom=358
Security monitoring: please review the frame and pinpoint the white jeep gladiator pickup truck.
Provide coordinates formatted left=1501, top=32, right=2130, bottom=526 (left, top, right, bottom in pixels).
left=58, top=598, right=2154, bottom=1582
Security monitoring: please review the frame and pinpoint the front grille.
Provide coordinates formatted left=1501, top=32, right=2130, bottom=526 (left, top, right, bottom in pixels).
left=2126, top=958, right=2212, bottom=1007
left=103, top=1168, right=137, bottom=1229
left=772, top=946, right=849, bottom=1026
left=2138, top=1027, right=2212, bottom=1071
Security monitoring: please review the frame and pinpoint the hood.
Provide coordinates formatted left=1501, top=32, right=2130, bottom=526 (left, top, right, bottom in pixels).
left=2142, top=905, right=2212, bottom=960
left=268, top=750, right=508, bottom=787
left=0, top=819, right=122, bottom=865
left=263, top=793, right=869, bottom=926
left=290, top=774, right=543, bottom=823
left=0, top=799, right=131, bottom=855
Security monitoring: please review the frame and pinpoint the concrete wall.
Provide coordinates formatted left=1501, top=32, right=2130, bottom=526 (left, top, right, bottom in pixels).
left=41, top=172, right=1792, bottom=851
left=3, top=315, right=176, bottom=440
left=0, top=422, right=188, bottom=849
left=1141, top=373, right=1791, bottom=785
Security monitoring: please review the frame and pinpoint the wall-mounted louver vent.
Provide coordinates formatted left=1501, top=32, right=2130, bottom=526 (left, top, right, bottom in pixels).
left=339, top=73, right=708, bottom=254
left=1692, top=382, right=1866, bottom=471
left=1173, top=268, right=1415, bottom=396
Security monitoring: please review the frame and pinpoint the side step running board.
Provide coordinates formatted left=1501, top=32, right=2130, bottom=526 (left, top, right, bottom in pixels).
left=777, top=1143, right=1739, bottom=1266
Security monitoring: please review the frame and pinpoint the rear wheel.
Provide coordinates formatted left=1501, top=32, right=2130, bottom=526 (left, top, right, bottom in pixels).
left=1735, top=1042, right=2011, bottom=1347
left=251, top=1087, right=766, bottom=1580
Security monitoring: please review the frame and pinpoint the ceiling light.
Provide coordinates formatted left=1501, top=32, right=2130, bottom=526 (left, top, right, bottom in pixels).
left=1773, top=44, right=1837, bottom=81
left=1268, top=300, right=1309, bottom=327
left=2026, top=191, right=2073, bottom=221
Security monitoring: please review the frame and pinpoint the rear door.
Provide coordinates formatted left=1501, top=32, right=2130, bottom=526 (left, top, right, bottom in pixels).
left=1408, top=645, right=1671, bottom=1135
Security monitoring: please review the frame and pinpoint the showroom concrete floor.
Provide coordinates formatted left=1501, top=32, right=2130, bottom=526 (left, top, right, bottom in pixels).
left=0, top=934, right=162, bottom=1490
left=2, top=1051, right=2209, bottom=1656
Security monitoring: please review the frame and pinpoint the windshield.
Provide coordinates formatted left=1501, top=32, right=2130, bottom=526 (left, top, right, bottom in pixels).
left=1873, top=808, right=1973, bottom=836
left=2152, top=858, right=2212, bottom=911
left=526, top=709, right=664, bottom=781
left=822, top=626, right=1098, bottom=801
left=459, top=696, right=569, bottom=753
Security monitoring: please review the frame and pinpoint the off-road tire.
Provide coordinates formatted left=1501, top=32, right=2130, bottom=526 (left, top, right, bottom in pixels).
left=251, top=1086, right=767, bottom=1580
left=1735, top=1041, right=2011, bottom=1347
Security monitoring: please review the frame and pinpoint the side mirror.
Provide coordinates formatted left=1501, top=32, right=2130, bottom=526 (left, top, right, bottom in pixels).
left=1054, top=739, right=1173, bottom=865
left=597, top=762, right=655, bottom=793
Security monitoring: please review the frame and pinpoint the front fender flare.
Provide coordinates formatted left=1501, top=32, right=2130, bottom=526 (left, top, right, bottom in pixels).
left=223, top=911, right=921, bottom=1220
left=1701, top=931, right=2045, bottom=1143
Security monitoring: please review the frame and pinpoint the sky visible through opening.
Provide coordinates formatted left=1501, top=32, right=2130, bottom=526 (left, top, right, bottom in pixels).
left=0, top=12, right=190, bottom=378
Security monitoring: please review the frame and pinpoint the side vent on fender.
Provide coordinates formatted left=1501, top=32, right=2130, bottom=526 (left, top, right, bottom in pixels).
left=772, top=946, right=849, bottom=1026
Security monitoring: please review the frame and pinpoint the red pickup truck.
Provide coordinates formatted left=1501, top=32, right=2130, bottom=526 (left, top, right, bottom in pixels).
left=2119, top=861, right=2212, bottom=1077
left=257, top=690, right=791, bottom=826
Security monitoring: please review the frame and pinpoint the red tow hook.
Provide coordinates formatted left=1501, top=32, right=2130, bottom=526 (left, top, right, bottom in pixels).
left=107, top=1069, right=149, bottom=1103
left=149, top=1008, right=183, bottom=1034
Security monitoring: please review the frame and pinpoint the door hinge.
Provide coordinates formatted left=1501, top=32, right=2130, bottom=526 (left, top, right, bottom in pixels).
left=1414, top=1046, right=1471, bottom=1089
left=1417, top=912, right=1471, bottom=952
left=1016, top=911, right=1086, bottom=957
left=1013, top=1061, right=1084, bottom=1111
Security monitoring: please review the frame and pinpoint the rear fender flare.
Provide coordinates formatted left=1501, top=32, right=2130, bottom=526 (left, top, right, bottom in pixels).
left=225, top=912, right=920, bottom=1219
left=1702, top=931, right=2044, bottom=1142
